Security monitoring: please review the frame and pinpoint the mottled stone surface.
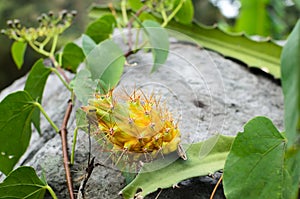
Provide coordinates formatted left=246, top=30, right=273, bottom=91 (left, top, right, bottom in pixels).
left=0, top=39, right=283, bottom=198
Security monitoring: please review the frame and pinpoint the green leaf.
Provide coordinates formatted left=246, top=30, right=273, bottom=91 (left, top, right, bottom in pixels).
left=281, top=19, right=300, bottom=148
left=61, top=42, right=85, bottom=73
left=88, top=5, right=282, bottom=78
left=142, top=20, right=169, bottom=72
left=128, top=0, right=144, bottom=11
left=76, top=108, right=89, bottom=130
left=174, top=0, right=194, bottom=24
left=0, top=166, right=52, bottom=199
left=166, top=21, right=282, bottom=78
left=86, top=39, right=125, bottom=90
left=234, top=0, right=271, bottom=37
left=280, top=19, right=300, bottom=197
left=82, top=34, right=97, bottom=56
left=223, top=116, right=286, bottom=199
left=70, top=69, right=97, bottom=105
left=24, top=59, right=52, bottom=134
left=85, top=14, right=116, bottom=44
left=11, top=41, right=27, bottom=69
left=120, top=135, right=234, bottom=199
left=0, top=91, right=35, bottom=175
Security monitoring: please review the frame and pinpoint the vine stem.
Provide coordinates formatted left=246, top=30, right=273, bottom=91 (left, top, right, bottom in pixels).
left=34, top=102, right=59, bottom=133
left=50, top=67, right=72, bottom=91
left=127, top=5, right=148, bottom=52
left=209, top=174, right=223, bottom=199
left=50, top=35, right=58, bottom=56
left=161, top=0, right=184, bottom=27
left=46, top=185, right=58, bottom=199
left=121, top=0, right=128, bottom=25
left=60, top=99, right=74, bottom=199
left=28, top=41, right=51, bottom=57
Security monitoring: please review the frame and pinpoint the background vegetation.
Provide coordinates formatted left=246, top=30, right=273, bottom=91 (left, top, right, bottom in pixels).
left=1, top=0, right=300, bottom=90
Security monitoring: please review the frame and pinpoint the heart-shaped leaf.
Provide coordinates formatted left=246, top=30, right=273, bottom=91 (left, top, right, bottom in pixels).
left=86, top=39, right=125, bottom=90
left=0, top=91, right=35, bottom=175
left=24, top=59, right=52, bottom=134
left=82, top=34, right=97, bottom=56
left=85, top=14, right=116, bottom=44
left=0, top=166, right=56, bottom=199
left=61, top=42, right=85, bottom=73
left=223, top=116, right=286, bottom=199
left=70, top=69, right=97, bottom=105
left=142, top=20, right=169, bottom=72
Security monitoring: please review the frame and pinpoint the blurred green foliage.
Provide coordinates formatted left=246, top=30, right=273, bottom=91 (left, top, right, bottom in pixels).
left=0, top=0, right=94, bottom=91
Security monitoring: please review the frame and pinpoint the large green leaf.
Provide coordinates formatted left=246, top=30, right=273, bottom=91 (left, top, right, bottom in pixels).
left=280, top=19, right=300, bottom=197
left=61, top=42, right=85, bottom=73
left=69, top=69, right=97, bottom=105
left=85, top=14, right=116, bottom=44
left=142, top=20, right=169, bottom=72
left=281, top=19, right=300, bottom=148
left=223, top=116, right=286, bottom=199
left=11, top=41, right=27, bottom=69
left=120, top=135, right=234, bottom=199
left=24, top=59, right=52, bottom=134
left=166, top=21, right=282, bottom=78
left=0, top=91, right=35, bottom=175
left=89, top=6, right=282, bottom=78
left=86, top=39, right=125, bottom=90
left=82, top=34, right=97, bottom=56
left=0, top=166, right=56, bottom=199
left=234, top=0, right=271, bottom=37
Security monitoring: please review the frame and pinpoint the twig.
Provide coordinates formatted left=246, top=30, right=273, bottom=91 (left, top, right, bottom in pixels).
left=60, top=99, right=74, bottom=199
left=79, top=157, right=96, bottom=198
left=126, top=5, right=148, bottom=55
left=209, top=174, right=223, bottom=199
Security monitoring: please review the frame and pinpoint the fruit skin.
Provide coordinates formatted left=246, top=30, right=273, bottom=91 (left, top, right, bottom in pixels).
left=81, top=89, right=183, bottom=161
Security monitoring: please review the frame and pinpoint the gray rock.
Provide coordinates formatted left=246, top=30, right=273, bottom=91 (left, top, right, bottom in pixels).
left=0, top=39, right=283, bottom=199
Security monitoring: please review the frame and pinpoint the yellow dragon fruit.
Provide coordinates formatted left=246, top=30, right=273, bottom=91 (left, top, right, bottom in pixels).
left=81, top=89, right=186, bottom=165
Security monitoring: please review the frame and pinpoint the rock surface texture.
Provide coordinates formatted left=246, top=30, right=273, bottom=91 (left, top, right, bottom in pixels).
left=0, top=40, right=283, bottom=199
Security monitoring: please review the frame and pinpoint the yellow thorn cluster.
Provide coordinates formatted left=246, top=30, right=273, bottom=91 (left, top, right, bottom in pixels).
left=82, top=89, right=182, bottom=160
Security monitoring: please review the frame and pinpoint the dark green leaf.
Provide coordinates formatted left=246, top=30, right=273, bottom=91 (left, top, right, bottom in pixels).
left=82, top=34, right=97, bottom=56
left=281, top=19, right=300, bottom=148
left=128, top=0, right=144, bottom=11
left=0, top=166, right=49, bottom=198
left=85, top=14, right=116, bottom=44
left=174, top=0, right=194, bottom=24
left=283, top=148, right=300, bottom=198
left=166, top=21, right=282, bottom=78
left=11, top=41, right=27, bottom=69
left=24, top=59, right=51, bottom=134
left=61, top=42, right=85, bottom=73
left=86, top=39, right=125, bottom=90
left=280, top=19, right=300, bottom=197
left=142, top=20, right=169, bottom=72
left=70, top=69, right=97, bottom=105
left=234, top=0, right=271, bottom=37
left=0, top=91, right=35, bottom=175
left=138, top=13, right=157, bottom=22
left=223, top=116, right=286, bottom=199
left=88, top=4, right=282, bottom=78
left=120, top=135, right=234, bottom=199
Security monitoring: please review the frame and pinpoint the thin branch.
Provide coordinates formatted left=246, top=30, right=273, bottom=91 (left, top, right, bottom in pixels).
left=126, top=5, right=148, bottom=55
left=60, top=99, right=74, bottom=199
left=79, top=157, right=96, bottom=198
left=209, top=174, right=223, bottom=199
